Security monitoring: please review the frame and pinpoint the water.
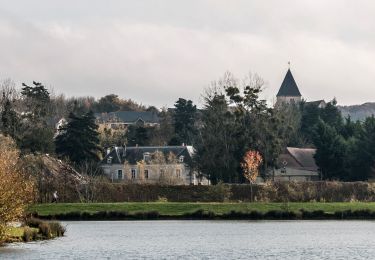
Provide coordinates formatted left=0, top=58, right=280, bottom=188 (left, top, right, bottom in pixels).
left=1, top=220, right=375, bottom=259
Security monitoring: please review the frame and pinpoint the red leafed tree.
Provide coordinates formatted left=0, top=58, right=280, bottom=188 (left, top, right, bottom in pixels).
left=241, top=150, right=263, bottom=202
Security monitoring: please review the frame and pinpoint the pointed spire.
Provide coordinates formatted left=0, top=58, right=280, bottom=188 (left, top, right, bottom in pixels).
left=276, top=69, right=302, bottom=97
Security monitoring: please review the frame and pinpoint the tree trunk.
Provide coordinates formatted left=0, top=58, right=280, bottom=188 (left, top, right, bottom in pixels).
left=250, top=181, right=253, bottom=202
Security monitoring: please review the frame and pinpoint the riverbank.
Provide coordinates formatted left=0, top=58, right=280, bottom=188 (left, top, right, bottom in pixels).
left=28, top=202, right=375, bottom=220
left=3, top=219, right=65, bottom=244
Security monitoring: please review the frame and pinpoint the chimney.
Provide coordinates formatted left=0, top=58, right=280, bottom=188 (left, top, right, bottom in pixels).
left=136, top=144, right=138, bottom=148
left=106, top=148, right=111, bottom=155
left=182, top=143, right=185, bottom=147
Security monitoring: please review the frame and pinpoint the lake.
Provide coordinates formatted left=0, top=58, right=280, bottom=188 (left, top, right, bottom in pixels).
left=1, top=220, right=375, bottom=259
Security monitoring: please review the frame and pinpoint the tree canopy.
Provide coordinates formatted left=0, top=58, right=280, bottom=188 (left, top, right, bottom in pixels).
left=55, top=111, right=101, bottom=165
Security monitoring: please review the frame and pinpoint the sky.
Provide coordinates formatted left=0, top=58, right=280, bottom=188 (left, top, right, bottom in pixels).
left=0, top=0, right=374, bottom=108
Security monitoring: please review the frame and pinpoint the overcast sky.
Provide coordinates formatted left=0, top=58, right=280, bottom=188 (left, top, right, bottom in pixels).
left=0, top=0, right=374, bottom=107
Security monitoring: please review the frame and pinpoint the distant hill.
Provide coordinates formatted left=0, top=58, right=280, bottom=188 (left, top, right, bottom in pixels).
left=338, top=102, right=375, bottom=121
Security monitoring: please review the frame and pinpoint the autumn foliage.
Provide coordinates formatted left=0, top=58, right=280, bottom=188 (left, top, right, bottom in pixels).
left=241, top=150, right=263, bottom=183
left=0, top=135, right=35, bottom=241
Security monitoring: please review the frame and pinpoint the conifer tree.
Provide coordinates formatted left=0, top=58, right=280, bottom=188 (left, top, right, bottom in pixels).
left=170, top=98, right=197, bottom=145
left=1, top=98, right=19, bottom=138
left=55, top=111, right=101, bottom=165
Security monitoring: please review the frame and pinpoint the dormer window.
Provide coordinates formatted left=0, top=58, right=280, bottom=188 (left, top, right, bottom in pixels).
left=107, top=156, right=113, bottom=164
left=179, top=156, right=184, bottom=163
left=143, top=152, right=151, bottom=162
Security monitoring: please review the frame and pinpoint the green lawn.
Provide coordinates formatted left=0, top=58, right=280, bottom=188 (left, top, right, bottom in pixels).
left=28, top=202, right=375, bottom=216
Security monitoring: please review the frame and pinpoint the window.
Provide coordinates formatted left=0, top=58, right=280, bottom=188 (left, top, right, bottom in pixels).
left=281, top=167, right=286, bottom=174
left=144, top=169, right=149, bottom=179
left=143, top=152, right=151, bottom=162
left=179, top=156, right=184, bottom=163
left=176, top=169, right=181, bottom=178
left=131, top=169, right=136, bottom=179
left=107, top=156, right=112, bottom=164
left=117, top=170, right=123, bottom=180
left=160, top=169, right=165, bottom=176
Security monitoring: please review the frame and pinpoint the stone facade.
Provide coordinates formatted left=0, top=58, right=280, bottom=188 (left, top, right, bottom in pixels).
left=100, top=146, right=209, bottom=185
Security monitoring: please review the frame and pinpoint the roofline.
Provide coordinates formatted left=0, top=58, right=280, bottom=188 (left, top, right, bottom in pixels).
left=276, top=93, right=302, bottom=97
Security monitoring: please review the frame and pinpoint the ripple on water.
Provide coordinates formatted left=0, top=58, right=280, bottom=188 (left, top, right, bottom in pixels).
left=1, top=220, right=375, bottom=259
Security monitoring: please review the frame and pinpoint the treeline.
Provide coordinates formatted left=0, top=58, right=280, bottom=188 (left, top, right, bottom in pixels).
left=1, top=71, right=375, bottom=183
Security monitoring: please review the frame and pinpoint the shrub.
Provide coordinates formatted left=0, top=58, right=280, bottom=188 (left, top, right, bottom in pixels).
left=205, top=182, right=232, bottom=202
left=49, top=222, right=66, bottom=237
left=264, top=210, right=297, bottom=219
left=38, top=223, right=51, bottom=238
left=23, top=227, right=38, bottom=242
left=300, top=210, right=327, bottom=219
left=25, top=218, right=44, bottom=228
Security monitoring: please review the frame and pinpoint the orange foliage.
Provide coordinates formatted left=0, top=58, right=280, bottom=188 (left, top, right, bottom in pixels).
left=241, top=150, right=263, bottom=183
left=0, top=136, right=35, bottom=241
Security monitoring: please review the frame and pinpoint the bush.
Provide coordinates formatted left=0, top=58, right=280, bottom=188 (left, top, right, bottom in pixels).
left=264, top=210, right=297, bottom=219
left=205, top=182, right=232, bottom=202
left=38, top=223, right=51, bottom=238
left=300, top=210, right=327, bottom=219
left=25, top=218, right=44, bottom=228
left=23, top=227, right=38, bottom=242
left=28, top=181, right=375, bottom=203
left=49, top=222, right=66, bottom=237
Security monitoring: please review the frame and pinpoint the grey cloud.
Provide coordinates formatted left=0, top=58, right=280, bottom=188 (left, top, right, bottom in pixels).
left=0, top=1, right=374, bottom=107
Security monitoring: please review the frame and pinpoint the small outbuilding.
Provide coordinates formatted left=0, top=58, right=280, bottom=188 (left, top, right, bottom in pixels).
left=270, top=147, right=320, bottom=182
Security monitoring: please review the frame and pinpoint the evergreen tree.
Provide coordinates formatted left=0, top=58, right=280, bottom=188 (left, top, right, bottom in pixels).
left=127, top=125, right=149, bottom=146
left=320, top=99, right=343, bottom=131
left=1, top=98, right=19, bottom=138
left=21, top=81, right=51, bottom=120
left=170, top=98, right=197, bottom=145
left=300, top=102, right=321, bottom=144
left=195, top=94, right=239, bottom=183
left=17, top=81, right=55, bottom=154
left=350, top=116, right=375, bottom=180
left=55, top=111, right=101, bottom=165
left=313, top=119, right=350, bottom=180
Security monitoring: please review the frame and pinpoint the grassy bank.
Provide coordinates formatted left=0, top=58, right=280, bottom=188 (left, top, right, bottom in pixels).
left=28, top=202, right=375, bottom=220
left=4, top=219, right=65, bottom=244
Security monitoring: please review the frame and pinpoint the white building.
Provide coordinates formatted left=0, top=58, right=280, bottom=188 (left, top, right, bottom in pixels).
left=100, top=145, right=209, bottom=185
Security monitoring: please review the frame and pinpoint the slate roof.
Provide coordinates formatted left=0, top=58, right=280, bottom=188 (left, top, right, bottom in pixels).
left=276, top=69, right=302, bottom=97
left=285, top=147, right=318, bottom=171
left=95, top=111, right=159, bottom=124
left=306, top=100, right=326, bottom=107
left=101, top=146, right=194, bottom=165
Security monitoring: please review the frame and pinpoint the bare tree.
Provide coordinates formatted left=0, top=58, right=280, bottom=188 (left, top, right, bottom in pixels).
left=76, top=162, right=104, bottom=203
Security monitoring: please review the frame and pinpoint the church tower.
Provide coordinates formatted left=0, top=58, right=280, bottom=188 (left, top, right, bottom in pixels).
left=276, top=69, right=302, bottom=105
